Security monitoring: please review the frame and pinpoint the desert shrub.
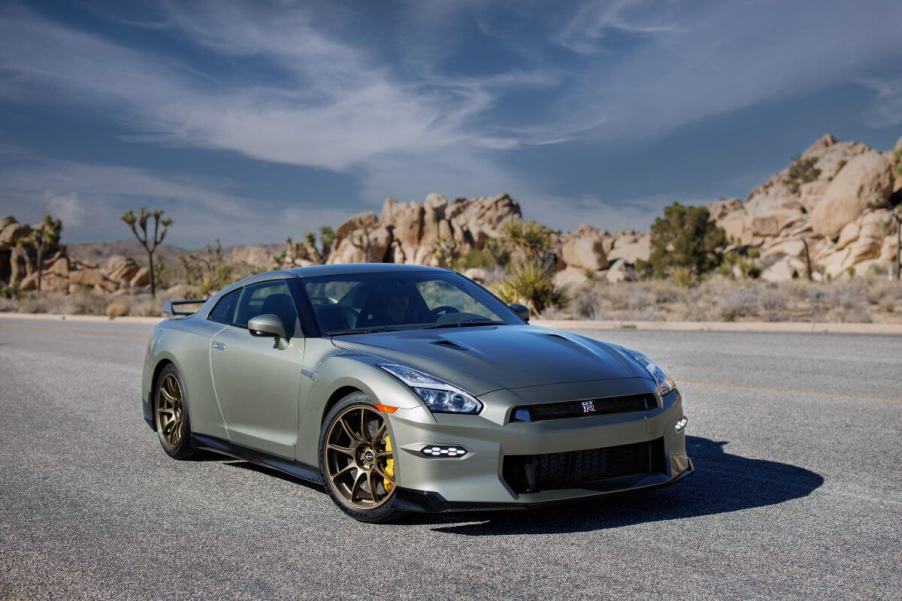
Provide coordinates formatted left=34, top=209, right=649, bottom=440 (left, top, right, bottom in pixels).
left=177, top=240, right=235, bottom=296
left=717, top=287, right=759, bottom=321
left=759, top=287, right=789, bottom=321
left=783, top=156, right=821, bottom=194
left=105, top=301, right=129, bottom=318
left=670, top=266, right=696, bottom=288
left=640, top=203, right=727, bottom=278
left=494, top=219, right=565, bottom=312
left=459, top=247, right=498, bottom=269
left=496, top=260, right=566, bottom=313
left=500, top=219, right=554, bottom=261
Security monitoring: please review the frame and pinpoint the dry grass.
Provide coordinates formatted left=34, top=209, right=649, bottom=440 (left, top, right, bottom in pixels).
left=0, top=285, right=202, bottom=318
left=558, top=275, right=901, bottom=323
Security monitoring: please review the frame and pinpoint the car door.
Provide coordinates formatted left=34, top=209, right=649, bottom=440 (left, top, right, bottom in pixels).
left=210, top=279, right=304, bottom=458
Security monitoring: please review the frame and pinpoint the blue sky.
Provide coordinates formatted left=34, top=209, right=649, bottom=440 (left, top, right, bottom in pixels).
left=1, top=0, right=901, bottom=247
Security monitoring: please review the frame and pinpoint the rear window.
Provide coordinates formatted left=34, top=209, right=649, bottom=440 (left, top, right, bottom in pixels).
left=208, top=289, right=240, bottom=325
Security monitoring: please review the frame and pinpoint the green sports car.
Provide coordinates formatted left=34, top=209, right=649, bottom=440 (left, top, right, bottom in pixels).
left=142, top=264, right=693, bottom=522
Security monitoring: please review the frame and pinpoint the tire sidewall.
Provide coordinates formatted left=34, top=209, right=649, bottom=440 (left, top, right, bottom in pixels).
left=319, top=392, right=399, bottom=523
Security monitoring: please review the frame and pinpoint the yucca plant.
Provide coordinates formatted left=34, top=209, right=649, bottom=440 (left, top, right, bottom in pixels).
left=497, top=259, right=566, bottom=314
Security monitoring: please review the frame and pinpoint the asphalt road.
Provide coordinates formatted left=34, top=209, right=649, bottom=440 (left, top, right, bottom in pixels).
left=1, top=317, right=900, bottom=600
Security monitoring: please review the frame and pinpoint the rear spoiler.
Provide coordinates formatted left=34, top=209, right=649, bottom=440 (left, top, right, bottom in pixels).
left=162, top=299, right=208, bottom=318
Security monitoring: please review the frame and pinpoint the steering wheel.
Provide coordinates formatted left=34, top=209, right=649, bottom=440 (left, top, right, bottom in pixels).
left=428, top=305, right=460, bottom=320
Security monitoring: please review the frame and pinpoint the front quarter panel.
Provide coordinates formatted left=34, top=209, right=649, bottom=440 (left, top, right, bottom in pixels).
left=295, top=341, right=432, bottom=467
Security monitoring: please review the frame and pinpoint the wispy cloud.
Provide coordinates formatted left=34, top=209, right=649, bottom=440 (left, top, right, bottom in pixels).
left=0, top=158, right=355, bottom=245
left=553, top=0, right=678, bottom=55
left=862, top=76, right=902, bottom=127
left=0, top=0, right=900, bottom=245
left=0, top=3, right=540, bottom=171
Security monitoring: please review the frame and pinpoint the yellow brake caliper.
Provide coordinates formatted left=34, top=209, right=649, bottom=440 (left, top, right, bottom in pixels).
left=383, top=434, right=395, bottom=493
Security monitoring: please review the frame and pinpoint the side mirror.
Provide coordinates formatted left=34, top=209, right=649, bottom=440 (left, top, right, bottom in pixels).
left=248, top=314, right=287, bottom=339
left=509, top=303, right=530, bottom=322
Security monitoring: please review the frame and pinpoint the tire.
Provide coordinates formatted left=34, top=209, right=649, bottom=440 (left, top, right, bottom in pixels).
left=154, top=363, right=195, bottom=460
left=319, top=392, right=400, bottom=523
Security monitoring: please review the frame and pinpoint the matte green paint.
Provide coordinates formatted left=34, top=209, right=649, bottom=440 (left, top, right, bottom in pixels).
left=142, top=265, right=691, bottom=505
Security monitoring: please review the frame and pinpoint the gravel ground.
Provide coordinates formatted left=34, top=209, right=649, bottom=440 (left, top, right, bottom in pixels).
left=0, top=318, right=900, bottom=600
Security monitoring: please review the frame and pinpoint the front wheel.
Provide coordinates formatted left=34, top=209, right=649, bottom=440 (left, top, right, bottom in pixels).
left=154, top=364, right=194, bottom=459
left=319, top=393, right=399, bottom=523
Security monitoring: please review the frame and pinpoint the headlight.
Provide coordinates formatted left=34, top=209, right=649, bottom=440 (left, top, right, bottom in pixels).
left=619, top=348, right=676, bottom=397
left=379, top=364, right=483, bottom=414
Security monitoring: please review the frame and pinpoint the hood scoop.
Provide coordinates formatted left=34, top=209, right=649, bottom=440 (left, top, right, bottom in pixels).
left=432, top=339, right=469, bottom=352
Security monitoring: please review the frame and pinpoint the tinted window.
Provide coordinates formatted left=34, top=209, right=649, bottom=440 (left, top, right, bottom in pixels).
left=208, top=289, right=240, bottom=325
left=303, top=271, right=518, bottom=335
left=234, top=280, right=298, bottom=336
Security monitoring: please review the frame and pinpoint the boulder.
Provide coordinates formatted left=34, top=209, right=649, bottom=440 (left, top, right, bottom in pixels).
left=0, top=221, right=29, bottom=248
left=129, top=266, right=151, bottom=288
left=761, top=239, right=806, bottom=259
left=844, top=213, right=886, bottom=266
left=748, top=208, right=805, bottom=238
left=103, top=256, right=141, bottom=286
left=552, top=266, right=590, bottom=290
left=607, top=234, right=650, bottom=263
left=561, top=230, right=608, bottom=271
left=605, top=259, right=636, bottom=283
left=810, top=151, right=893, bottom=238
left=836, top=221, right=860, bottom=250
left=761, top=257, right=800, bottom=282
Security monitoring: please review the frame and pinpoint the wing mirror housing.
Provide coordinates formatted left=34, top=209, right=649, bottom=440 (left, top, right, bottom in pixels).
left=248, top=314, right=287, bottom=339
left=509, top=303, right=530, bottom=322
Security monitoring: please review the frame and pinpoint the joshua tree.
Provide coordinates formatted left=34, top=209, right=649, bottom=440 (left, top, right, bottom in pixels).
left=350, top=224, right=373, bottom=260
left=800, top=237, right=814, bottom=282
left=17, top=214, right=62, bottom=292
left=304, top=226, right=336, bottom=264
left=121, top=207, right=172, bottom=297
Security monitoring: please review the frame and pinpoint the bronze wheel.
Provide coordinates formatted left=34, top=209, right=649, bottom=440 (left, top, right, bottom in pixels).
left=323, top=404, right=396, bottom=511
left=154, top=364, right=193, bottom=458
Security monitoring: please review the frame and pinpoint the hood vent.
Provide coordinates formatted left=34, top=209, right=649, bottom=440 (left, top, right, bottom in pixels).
left=432, top=339, right=468, bottom=352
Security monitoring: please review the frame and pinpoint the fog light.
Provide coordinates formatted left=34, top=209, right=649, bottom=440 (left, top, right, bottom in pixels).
left=674, top=416, right=688, bottom=432
left=421, top=445, right=467, bottom=457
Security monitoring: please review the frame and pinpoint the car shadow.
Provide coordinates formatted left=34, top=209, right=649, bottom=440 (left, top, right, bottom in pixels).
left=411, top=436, right=824, bottom=535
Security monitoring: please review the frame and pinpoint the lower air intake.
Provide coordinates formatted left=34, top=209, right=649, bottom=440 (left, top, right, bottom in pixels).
left=502, top=438, right=666, bottom=494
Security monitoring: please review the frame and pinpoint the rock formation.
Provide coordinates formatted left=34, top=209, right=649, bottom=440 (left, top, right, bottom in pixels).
left=706, top=133, right=901, bottom=280
left=3, top=133, right=900, bottom=302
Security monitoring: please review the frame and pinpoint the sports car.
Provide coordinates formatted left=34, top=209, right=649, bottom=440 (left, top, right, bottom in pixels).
left=142, top=264, right=693, bottom=522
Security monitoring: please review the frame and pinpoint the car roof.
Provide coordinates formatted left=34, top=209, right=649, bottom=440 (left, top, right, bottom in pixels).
left=288, top=263, right=446, bottom=278
left=216, top=263, right=448, bottom=295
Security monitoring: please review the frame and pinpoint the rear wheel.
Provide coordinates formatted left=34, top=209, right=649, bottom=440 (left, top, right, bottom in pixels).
left=154, top=364, right=194, bottom=459
left=320, top=393, right=399, bottom=523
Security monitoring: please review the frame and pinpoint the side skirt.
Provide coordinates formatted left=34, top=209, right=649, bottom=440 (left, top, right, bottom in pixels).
left=191, top=433, right=323, bottom=486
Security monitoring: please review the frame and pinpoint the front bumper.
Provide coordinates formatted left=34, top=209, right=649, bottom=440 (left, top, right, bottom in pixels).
left=386, top=382, right=693, bottom=511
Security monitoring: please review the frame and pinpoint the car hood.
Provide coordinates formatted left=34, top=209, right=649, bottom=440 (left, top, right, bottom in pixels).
left=330, top=325, right=651, bottom=395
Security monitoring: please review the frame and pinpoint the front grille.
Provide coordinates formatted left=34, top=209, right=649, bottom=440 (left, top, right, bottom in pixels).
left=503, top=438, right=666, bottom=494
left=511, top=393, right=657, bottom=422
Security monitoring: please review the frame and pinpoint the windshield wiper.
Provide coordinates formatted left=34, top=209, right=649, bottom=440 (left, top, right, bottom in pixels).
left=328, top=326, right=403, bottom=336
left=424, top=320, right=504, bottom=330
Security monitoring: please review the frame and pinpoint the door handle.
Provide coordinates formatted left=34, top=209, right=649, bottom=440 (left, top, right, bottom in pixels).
left=211, top=341, right=226, bottom=351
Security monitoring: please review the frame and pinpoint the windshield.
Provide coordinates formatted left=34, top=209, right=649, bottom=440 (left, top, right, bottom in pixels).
left=303, top=270, right=521, bottom=335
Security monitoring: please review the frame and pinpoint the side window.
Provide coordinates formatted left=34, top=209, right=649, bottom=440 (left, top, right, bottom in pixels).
left=208, top=289, right=241, bottom=325
left=234, top=280, right=299, bottom=336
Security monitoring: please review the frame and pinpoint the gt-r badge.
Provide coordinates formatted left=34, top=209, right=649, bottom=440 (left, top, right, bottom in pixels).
left=581, top=400, right=596, bottom=413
